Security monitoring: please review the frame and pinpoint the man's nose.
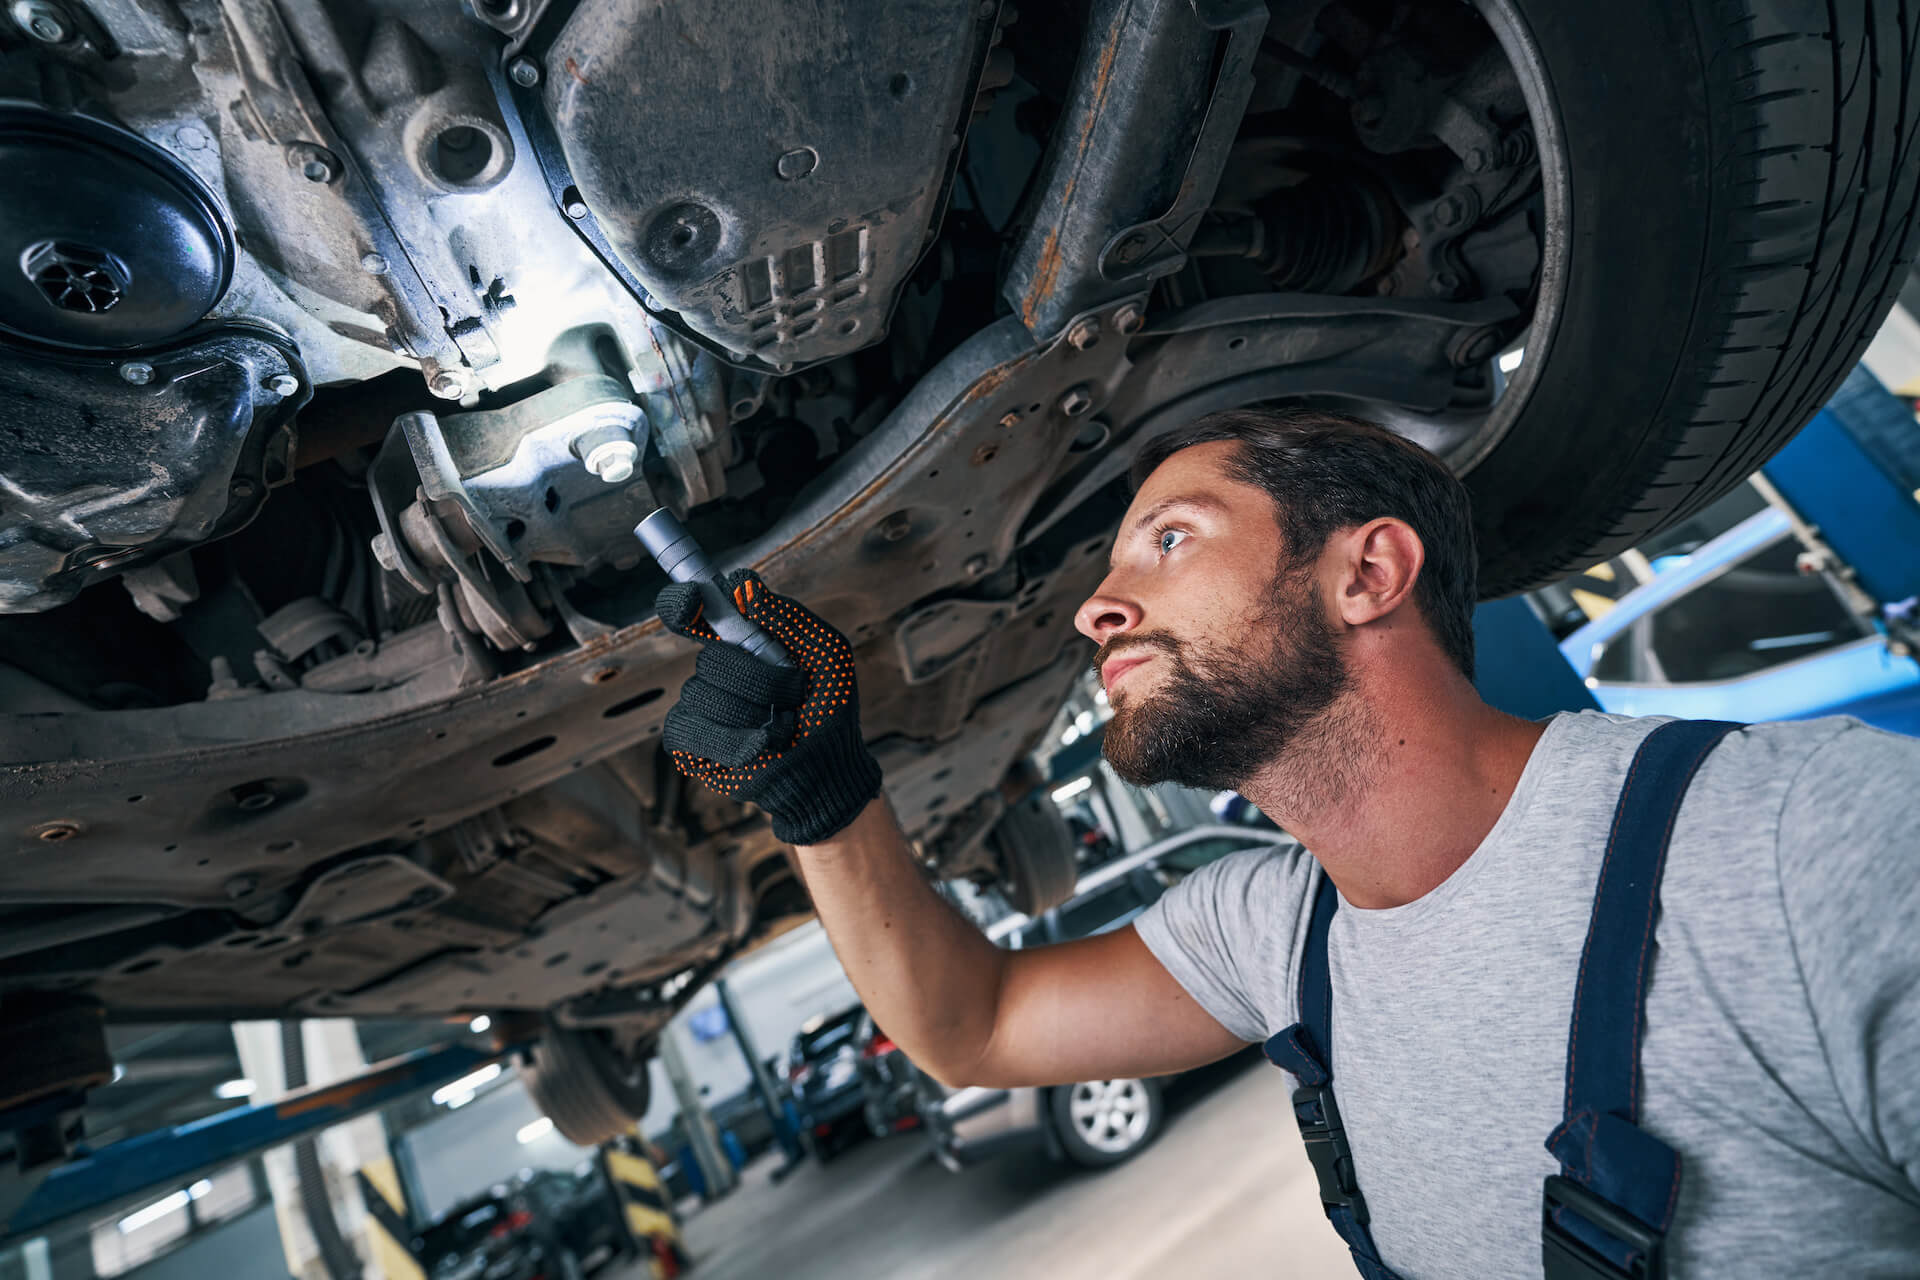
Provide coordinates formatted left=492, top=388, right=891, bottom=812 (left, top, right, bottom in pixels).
left=1074, top=585, right=1141, bottom=642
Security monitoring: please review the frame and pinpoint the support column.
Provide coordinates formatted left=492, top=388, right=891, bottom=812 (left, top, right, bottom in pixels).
left=713, top=978, right=801, bottom=1164
left=231, top=1021, right=426, bottom=1280
left=655, top=1027, right=736, bottom=1201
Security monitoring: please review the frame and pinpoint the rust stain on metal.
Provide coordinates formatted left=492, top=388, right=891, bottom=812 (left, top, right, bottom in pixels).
left=564, top=57, right=590, bottom=88
left=277, top=1072, right=385, bottom=1118
left=1019, top=24, right=1123, bottom=329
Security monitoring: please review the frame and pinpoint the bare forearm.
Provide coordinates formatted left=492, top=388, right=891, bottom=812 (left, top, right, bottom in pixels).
left=792, top=797, right=1006, bottom=1085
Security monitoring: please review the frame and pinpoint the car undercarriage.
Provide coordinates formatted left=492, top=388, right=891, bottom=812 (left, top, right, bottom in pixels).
left=3, top=0, right=1915, bottom=1147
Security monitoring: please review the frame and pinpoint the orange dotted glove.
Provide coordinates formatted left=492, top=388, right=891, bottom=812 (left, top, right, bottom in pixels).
left=656, top=570, right=882, bottom=844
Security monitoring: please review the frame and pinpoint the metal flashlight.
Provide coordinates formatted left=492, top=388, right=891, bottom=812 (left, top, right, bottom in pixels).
left=635, top=508, right=794, bottom=668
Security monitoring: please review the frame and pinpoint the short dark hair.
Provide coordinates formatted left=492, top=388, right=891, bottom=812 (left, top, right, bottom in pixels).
left=1131, top=407, right=1478, bottom=679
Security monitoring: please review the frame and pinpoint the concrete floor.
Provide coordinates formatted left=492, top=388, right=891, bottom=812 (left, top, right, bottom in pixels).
left=628, top=1055, right=1358, bottom=1280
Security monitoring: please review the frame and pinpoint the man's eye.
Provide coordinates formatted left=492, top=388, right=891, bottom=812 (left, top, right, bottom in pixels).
left=1157, top=527, right=1189, bottom=556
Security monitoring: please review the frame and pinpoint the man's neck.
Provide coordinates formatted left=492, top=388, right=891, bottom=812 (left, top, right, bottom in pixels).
left=1240, top=676, right=1550, bottom=910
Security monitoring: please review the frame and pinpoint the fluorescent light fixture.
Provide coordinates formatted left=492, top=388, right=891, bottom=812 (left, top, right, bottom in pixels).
left=1498, top=347, right=1525, bottom=373
left=1074, top=710, right=1095, bottom=734
left=110, top=1063, right=125, bottom=1083
left=189, top=1180, right=212, bottom=1199
left=117, top=1189, right=191, bottom=1234
left=1050, top=777, right=1093, bottom=804
left=213, top=1078, right=255, bottom=1100
left=1059, top=724, right=1081, bottom=746
left=431, top=1063, right=502, bottom=1106
left=468, top=1014, right=491, bottom=1034
left=516, top=1117, right=554, bottom=1145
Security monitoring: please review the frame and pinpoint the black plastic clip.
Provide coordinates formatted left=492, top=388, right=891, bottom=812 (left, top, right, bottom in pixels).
left=1542, top=1175, right=1666, bottom=1280
left=1291, top=1082, right=1369, bottom=1225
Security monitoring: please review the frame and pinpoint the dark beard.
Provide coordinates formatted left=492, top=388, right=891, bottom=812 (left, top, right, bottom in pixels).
left=1099, top=568, right=1349, bottom=793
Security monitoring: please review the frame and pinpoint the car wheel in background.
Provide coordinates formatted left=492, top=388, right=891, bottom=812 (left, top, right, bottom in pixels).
left=988, top=790, right=1079, bottom=916
left=1048, top=1077, right=1165, bottom=1169
left=520, top=1026, right=653, bottom=1146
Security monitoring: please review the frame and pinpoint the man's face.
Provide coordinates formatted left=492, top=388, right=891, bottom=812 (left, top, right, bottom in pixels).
left=1072, top=442, right=1349, bottom=792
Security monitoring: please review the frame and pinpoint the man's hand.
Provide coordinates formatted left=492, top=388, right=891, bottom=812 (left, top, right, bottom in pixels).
left=655, top=569, right=882, bottom=844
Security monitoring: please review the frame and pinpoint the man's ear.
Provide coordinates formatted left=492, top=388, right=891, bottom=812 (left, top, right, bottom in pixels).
left=1333, top=517, right=1424, bottom=626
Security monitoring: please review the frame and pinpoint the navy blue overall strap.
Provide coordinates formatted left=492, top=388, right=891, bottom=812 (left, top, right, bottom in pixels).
left=1265, top=873, right=1406, bottom=1280
left=1543, top=718, right=1741, bottom=1280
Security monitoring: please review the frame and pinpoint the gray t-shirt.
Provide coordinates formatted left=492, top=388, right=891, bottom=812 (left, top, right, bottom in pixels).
left=1135, top=711, right=1920, bottom=1278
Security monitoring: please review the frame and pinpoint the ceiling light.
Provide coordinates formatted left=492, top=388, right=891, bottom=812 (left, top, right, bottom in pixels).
left=516, top=1117, right=554, bottom=1145
left=1050, top=777, right=1093, bottom=804
left=117, top=1190, right=191, bottom=1234
left=431, top=1063, right=502, bottom=1106
left=468, top=1015, right=491, bottom=1034
left=213, top=1078, right=255, bottom=1100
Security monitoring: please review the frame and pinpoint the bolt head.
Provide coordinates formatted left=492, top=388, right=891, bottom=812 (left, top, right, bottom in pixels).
left=1432, top=197, right=1463, bottom=229
left=963, top=554, right=990, bottom=578
left=1111, top=303, right=1144, bottom=335
left=266, top=373, right=300, bottom=397
left=1057, top=385, right=1095, bottom=417
left=428, top=369, right=469, bottom=399
left=1464, top=147, right=1491, bottom=173
left=1066, top=318, right=1100, bottom=351
left=584, top=438, right=639, bottom=484
left=360, top=252, right=389, bottom=274
left=508, top=57, right=541, bottom=87
left=118, top=361, right=154, bottom=386
left=563, top=199, right=590, bottom=220
left=12, top=0, right=72, bottom=42
left=877, top=511, right=913, bottom=542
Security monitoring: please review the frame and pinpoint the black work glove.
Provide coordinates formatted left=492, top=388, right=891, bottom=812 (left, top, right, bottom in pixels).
left=656, top=570, right=883, bottom=845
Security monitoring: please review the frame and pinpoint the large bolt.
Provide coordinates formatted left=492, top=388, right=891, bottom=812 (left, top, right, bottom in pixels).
left=10, top=0, right=72, bottom=42
left=266, top=373, right=300, bottom=398
left=1111, top=302, right=1144, bottom=335
left=876, top=510, right=913, bottom=543
left=1066, top=318, right=1100, bottom=351
left=427, top=367, right=469, bottom=399
left=1057, top=384, right=1095, bottom=417
left=563, top=197, right=589, bottom=220
left=507, top=57, right=541, bottom=88
left=582, top=438, right=638, bottom=484
left=118, top=361, right=154, bottom=386
left=1431, top=195, right=1465, bottom=229
left=360, top=252, right=389, bottom=275
left=571, top=422, right=640, bottom=484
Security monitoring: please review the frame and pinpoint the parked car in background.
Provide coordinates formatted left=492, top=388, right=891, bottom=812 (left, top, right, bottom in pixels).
left=1559, top=504, right=1920, bottom=737
left=855, top=1012, right=930, bottom=1139
left=921, top=827, right=1298, bottom=1173
left=786, top=1006, right=873, bottom=1162
left=410, top=1164, right=631, bottom=1280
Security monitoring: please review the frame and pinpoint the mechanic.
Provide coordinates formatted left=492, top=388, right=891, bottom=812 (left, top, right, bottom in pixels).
left=652, top=406, right=1920, bottom=1278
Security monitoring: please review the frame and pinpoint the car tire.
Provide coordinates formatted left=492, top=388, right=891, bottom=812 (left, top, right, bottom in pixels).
left=1463, top=0, right=1920, bottom=594
left=520, top=1027, right=653, bottom=1147
left=987, top=790, right=1079, bottom=916
left=1047, top=1077, right=1165, bottom=1169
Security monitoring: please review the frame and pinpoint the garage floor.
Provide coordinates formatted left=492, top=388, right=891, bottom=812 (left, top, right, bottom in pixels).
left=627, top=1056, right=1358, bottom=1280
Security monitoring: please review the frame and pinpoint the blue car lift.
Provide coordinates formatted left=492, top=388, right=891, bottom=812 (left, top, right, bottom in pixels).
left=1, top=1039, right=525, bottom=1243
